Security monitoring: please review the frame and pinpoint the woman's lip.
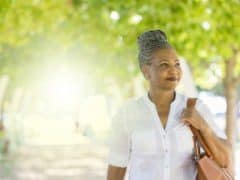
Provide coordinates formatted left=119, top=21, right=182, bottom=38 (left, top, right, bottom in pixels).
left=166, top=77, right=178, bottom=81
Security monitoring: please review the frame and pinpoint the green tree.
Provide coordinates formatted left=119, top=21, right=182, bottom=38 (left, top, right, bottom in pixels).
left=0, top=0, right=239, bottom=147
left=68, top=0, right=240, bottom=146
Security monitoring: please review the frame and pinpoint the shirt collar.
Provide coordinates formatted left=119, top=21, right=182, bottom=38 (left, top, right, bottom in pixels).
left=143, top=91, right=180, bottom=109
left=143, top=91, right=182, bottom=130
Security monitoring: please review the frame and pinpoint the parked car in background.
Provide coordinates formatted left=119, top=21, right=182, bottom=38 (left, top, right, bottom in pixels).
left=198, top=91, right=240, bottom=140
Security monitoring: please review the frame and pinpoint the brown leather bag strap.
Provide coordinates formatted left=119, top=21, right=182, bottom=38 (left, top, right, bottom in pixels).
left=192, top=135, right=201, bottom=160
left=187, top=98, right=213, bottom=159
left=190, top=126, right=213, bottom=158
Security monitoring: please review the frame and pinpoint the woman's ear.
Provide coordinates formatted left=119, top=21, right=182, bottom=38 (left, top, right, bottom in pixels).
left=141, top=64, right=150, bottom=80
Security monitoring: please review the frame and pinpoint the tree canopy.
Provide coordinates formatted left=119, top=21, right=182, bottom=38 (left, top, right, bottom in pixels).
left=0, top=0, right=239, bottom=94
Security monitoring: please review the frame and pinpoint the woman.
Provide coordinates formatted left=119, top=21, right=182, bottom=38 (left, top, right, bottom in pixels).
left=107, top=29, right=232, bottom=180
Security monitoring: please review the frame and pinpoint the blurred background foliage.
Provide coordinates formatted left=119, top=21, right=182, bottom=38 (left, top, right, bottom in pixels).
left=0, top=0, right=239, bottom=95
left=0, top=1, right=239, bottom=179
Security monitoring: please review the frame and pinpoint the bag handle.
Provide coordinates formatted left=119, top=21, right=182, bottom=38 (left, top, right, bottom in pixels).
left=187, top=98, right=213, bottom=159
left=187, top=98, right=235, bottom=178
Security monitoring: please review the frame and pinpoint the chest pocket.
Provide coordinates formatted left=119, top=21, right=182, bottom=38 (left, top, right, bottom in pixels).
left=176, top=125, right=194, bottom=154
left=132, top=130, right=157, bottom=155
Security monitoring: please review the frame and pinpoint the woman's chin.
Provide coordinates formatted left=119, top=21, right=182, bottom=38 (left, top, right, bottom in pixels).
left=153, top=86, right=177, bottom=91
left=162, top=84, right=178, bottom=90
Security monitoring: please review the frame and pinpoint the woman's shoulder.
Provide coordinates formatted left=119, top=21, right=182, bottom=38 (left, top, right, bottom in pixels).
left=175, top=92, right=189, bottom=105
left=175, top=92, right=208, bottom=110
left=178, top=92, right=211, bottom=114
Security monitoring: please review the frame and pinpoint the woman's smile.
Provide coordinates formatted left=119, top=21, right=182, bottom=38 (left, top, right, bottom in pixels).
left=166, top=77, right=178, bottom=81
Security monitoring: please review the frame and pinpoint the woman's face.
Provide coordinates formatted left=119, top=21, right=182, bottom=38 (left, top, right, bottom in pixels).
left=142, top=48, right=182, bottom=91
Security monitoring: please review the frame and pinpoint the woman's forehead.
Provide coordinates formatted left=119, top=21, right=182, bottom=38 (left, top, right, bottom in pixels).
left=151, top=48, right=179, bottom=61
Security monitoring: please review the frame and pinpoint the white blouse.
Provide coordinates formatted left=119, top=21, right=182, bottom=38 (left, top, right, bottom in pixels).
left=108, top=92, right=226, bottom=180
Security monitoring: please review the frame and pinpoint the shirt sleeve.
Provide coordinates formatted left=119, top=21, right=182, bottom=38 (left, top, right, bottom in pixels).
left=196, top=99, right=227, bottom=139
left=108, top=107, right=131, bottom=167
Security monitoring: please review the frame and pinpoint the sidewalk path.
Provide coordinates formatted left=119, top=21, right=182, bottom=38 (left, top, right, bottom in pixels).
left=0, top=140, right=108, bottom=180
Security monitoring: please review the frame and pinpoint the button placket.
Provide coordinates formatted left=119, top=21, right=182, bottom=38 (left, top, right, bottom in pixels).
left=163, top=133, right=170, bottom=180
left=163, top=133, right=169, bottom=153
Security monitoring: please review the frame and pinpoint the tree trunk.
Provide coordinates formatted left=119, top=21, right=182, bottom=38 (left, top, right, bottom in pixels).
left=225, top=82, right=237, bottom=145
left=223, top=49, right=239, bottom=169
left=224, top=58, right=237, bottom=144
left=224, top=48, right=239, bottom=145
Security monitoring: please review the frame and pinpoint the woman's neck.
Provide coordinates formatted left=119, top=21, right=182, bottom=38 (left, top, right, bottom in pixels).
left=148, top=89, right=175, bottom=107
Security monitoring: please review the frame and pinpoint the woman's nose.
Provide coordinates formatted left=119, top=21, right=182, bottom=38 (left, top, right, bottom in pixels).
left=168, top=65, right=179, bottom=74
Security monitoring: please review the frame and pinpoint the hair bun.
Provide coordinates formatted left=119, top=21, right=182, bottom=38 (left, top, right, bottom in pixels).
left=137, top=29, right=171, bottom=67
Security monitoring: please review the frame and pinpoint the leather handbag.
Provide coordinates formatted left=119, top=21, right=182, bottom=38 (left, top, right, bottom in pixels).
left=187, top=98, right=234, bottom=180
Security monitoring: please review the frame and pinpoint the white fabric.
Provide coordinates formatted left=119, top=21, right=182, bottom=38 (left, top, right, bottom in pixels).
left=108, top=92, right=226, bottom=180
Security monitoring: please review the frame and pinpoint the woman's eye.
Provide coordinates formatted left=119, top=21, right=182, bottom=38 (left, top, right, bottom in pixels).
left=159, top=63, right=168, bottom=67
left=175, top=63, right=180, bottom=67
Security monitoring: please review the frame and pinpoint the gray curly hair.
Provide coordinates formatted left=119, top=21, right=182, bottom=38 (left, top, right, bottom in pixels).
left=137, top=29, right=172, bottom=68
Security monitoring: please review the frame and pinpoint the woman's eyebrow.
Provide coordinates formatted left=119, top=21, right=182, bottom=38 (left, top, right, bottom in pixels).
left=156, top=58, right=180, bottom=62
left=154, top=58, right=169, bottom=62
